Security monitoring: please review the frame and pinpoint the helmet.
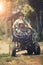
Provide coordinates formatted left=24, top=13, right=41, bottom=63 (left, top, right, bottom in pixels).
left=19, top=13, right=24, bottom=17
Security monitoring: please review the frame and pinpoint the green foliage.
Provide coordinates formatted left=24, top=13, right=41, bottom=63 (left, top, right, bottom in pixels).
left=21, top=4, right=34, bottom=16
left=16, top=0, right=28, bottom=5
left=33, top=32, right=40, bottom=41
left=21, top=4, right=34, bottom=23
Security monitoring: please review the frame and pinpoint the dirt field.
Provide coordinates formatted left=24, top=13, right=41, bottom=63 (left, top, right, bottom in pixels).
left=0, top=55, right=43, bottom=65
left=8, top=55, right=43, bottom=65
left=0, top=40, right=43, bottom=65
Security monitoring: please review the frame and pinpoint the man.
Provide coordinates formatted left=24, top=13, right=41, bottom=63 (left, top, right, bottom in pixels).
left=12, top=13, right=32, bottom=32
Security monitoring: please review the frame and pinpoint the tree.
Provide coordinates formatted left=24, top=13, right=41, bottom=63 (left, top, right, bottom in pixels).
left=28, top=0, right=43, bottom=39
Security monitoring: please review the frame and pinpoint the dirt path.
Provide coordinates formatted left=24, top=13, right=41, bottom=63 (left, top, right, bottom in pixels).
left=0, top=42, right=9, bottom=54
left=0, top=55, right=43, bottom=65
left=0, top=55, right=42, bottom=65
left=8, top=56, right=43, bottom=65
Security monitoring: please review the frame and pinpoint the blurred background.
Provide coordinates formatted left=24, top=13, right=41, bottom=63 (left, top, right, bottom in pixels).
left=0, top=0, right=43, bottom=41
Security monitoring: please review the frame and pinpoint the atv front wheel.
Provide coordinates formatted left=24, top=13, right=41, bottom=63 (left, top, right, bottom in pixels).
left=27, top=45, right=33, bottom=55
left=34, top=42, right=40, bottom=55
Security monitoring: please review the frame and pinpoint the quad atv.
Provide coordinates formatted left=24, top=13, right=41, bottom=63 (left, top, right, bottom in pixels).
left=9, top=23, right=40, bottom=56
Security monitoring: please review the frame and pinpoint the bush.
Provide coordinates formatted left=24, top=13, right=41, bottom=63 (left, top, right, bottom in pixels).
left=33, top=32, right=40, bottom=41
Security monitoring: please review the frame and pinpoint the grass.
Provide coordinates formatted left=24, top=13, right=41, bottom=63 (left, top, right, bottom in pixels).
left=0, top=55, right=13, bottom=62
left=0, top=54, right=20, bottom=62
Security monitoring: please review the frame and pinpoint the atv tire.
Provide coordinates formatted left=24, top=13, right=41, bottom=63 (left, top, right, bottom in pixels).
left=27, top=45, right=33, bottom=55
left=34, top=42, right=40, bottom=55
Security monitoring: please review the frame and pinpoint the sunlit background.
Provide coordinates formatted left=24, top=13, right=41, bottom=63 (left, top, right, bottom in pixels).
left=0, top=2, right=5, bottom=14
left=0, top=1, right=11, bottom=16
